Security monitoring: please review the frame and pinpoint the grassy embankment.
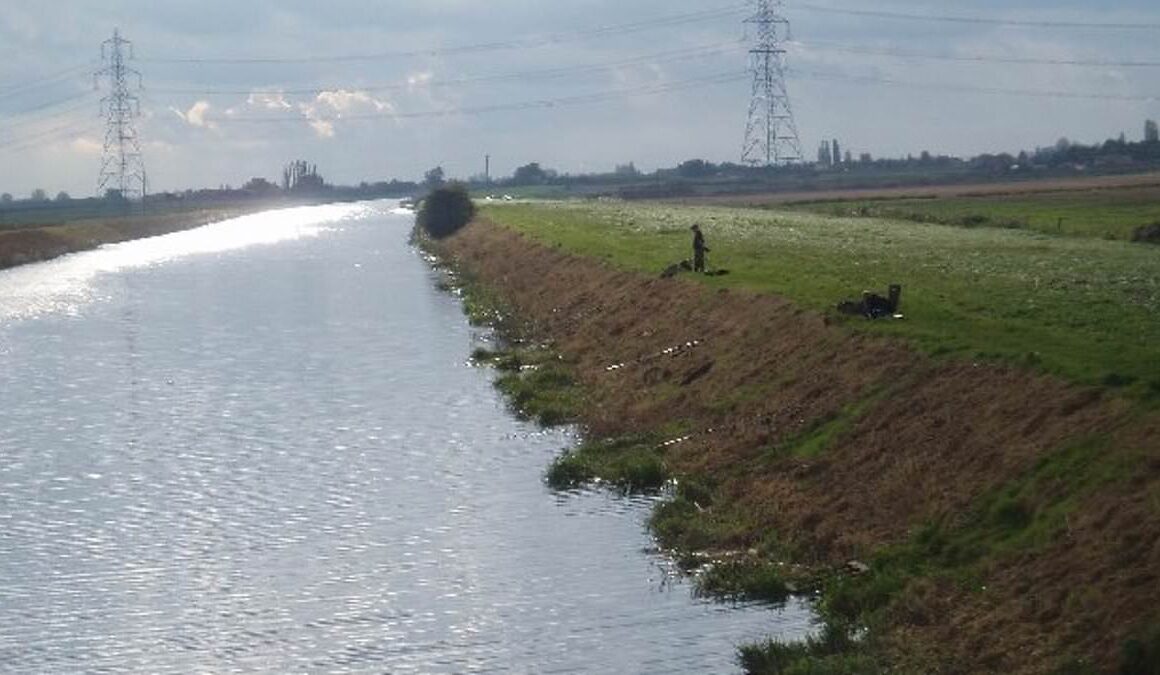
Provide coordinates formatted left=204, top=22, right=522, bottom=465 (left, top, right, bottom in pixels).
left=440, top=195, right=1160, bottom=673
left=485, top=200, right=1160, bottom=395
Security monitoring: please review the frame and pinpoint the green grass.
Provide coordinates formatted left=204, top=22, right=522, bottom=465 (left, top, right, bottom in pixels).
left=545, top=434, right=668, bottom=492
left=481, top=201, right=1160, bottom=393
left=739, top=623, right=881, bottom=675
left=794, top=188, right=1160, bottom=241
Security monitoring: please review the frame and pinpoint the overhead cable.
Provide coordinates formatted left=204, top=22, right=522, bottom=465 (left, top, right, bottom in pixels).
left=140, top=5, right=747, bottom=64
left=147, top=42, right=742, bottom=96
left=794, top=3, right=1160, bottom=30
left=794, top=40, right=1160, bottom=68
left=207, top=70, right=750, bottom=124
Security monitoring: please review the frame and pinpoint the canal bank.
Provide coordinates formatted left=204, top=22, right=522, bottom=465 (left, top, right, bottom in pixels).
left=429, top=215, right=1160, bottom=673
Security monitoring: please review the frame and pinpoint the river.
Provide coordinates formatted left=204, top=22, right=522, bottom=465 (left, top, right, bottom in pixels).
left=0, top=201, right=811, bottom=673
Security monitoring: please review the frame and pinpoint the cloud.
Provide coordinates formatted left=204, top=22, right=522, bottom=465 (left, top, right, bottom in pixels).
left=407, top=72, right=434, bottom=91
left=297, top=89, right=394, bottom=139
left=170, top=101, right=218, bottom=130
left=70, top=137, right=103, bottom=156
left=247, top=91, right=292, bottom=110
left=315, top=89, right=392, bottom=113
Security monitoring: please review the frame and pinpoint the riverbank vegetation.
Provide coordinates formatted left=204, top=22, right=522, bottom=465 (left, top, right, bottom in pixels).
left=427, top=204, right=1160, bottom=674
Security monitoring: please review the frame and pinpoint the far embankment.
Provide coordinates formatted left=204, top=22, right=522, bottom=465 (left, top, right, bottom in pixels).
left=0, top=197, right=323, bottom=271
left=434, top=199, right=1160, bottom=673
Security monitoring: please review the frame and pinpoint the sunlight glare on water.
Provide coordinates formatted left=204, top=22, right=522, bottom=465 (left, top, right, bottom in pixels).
left=0, top=203, right=368, bottom=323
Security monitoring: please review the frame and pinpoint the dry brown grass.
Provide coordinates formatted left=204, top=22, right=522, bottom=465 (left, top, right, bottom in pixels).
left=444, top=217, right=1160, bottom=673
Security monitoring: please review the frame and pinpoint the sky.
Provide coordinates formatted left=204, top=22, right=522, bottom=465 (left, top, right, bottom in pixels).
left=0, top=0, right=1158, bottom=197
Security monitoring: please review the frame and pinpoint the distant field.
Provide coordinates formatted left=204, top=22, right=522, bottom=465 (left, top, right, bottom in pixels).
left=794, top=186, right=1160, bottom=241
left=482, top=201, right=1160, bottom=393
left=672, top=173, right=1160, bottom=241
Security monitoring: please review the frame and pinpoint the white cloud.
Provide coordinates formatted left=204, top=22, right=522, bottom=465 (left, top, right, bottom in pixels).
left=70, top=137, right=103, bottom=156
left=170, top=101, right=218, bottom=130
left=247, top=91, right=292, bottom=110
left=407, top=72, right=434, bottom=91
left=308, top=119, right=336, bottom=138
left=315, top=89, right=392, bottom=113
left=297, top=89, right=394, bottom=139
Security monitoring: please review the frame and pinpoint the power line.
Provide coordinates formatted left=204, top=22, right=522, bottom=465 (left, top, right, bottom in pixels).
left=140, top=5, right=747, bottom=65
left=794, top=3, right=1160, bottom=30
left=203, top=70, right=749, bottom=125
left=0, top=89, right=96, bottom=118
left=0, top=120, right=100, bottom=153
left=0, top=98, right=99, bottom=136
left=790, top=67, right=1160, bottom=102
left=795, top=40, right=1160, bottom=68
left=0, top=63, right=92, bottom=100
left=146, top=42, right=742, bottom=96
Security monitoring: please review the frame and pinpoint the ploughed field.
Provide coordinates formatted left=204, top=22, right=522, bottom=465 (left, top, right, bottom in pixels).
left=482, top=199, right=1160, bottom=394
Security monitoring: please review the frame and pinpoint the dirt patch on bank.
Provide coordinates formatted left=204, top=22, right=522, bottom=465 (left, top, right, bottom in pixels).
left=443, top=217, right=1160, bottom=673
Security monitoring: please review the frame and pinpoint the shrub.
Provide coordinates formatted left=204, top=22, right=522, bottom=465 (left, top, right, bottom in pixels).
left=417, top=183, right=475, bottom=239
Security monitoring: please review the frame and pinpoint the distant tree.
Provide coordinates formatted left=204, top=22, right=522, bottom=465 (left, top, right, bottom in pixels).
left=817, top=141, right=831, bottom=166
left=417, top=183, right=475, bottom=239
left=859, top=153, right=872, bottom=164
left=423, top=166, right=446, bottom=189
left=614, top=161, right=640, bottom=177
left=104, top=188, right=127, bottom=202
left=30, top=188, right=47, bottom=202
left=831, top=139, right=841, bottom=165
left=675, top=159, right=715, bottom=179
left=1146, top=119, right=1159, bottom=143
left=920, top=150, right=933, bottom=163
left=55, top=191, right=70, bottom=202
left=242, top=177, right=279, bottom=194
left=0, top=193, right=12, bottom=204
left=512, top=162, right=549, bottom=185
left=1055, top=137, right=1072, bottom=153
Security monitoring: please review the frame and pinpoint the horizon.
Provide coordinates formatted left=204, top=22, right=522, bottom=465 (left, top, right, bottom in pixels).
left=1, top=0, right=1159, bottom=197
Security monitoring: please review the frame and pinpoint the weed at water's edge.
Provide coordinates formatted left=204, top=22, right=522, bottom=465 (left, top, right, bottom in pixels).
left=545, top=434, right=668, bottom=492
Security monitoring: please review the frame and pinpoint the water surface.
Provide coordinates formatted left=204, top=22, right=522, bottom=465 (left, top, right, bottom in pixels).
left=0, top=202, right=811, bottom=673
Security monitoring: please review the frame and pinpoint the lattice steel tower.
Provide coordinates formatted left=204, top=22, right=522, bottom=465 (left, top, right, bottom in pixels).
left=95, top=29, right=146, bottom=200
left=742, top=0, right=803, bottom=166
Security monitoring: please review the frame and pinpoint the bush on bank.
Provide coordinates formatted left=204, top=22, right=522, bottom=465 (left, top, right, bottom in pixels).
left=417, top=183, right=475, bottom=239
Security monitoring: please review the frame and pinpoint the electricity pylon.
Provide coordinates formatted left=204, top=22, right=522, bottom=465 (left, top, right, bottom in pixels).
left=741, top=0, right=803, bottom=166
left=95, top=29, right=146, bottom=200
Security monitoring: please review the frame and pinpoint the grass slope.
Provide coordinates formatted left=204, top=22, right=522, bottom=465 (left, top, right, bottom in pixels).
left=482, top=201, right=1160, bottom=394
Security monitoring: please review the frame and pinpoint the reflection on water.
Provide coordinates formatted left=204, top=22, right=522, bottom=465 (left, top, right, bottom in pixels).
left=0, top=201, right=811, bottom=673
left=0, top=203, right=365, bottom=323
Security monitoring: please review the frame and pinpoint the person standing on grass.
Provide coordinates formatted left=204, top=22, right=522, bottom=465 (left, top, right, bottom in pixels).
left=691, top=224, right=709, bottom=273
